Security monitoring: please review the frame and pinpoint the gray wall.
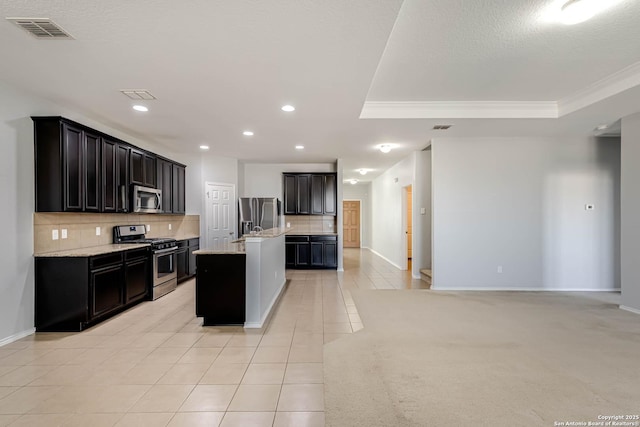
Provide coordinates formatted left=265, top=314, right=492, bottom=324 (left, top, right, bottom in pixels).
left=621, top=113, right=640, bottom=312
left=432, top=137, right=620, bottom=290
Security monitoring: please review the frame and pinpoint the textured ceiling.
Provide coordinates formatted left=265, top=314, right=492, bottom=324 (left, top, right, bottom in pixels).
left=0, top=0, right=639, bottom=184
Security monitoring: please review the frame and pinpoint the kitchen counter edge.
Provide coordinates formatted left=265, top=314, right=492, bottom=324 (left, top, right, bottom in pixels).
left=34, top=243, right=151, bottom=258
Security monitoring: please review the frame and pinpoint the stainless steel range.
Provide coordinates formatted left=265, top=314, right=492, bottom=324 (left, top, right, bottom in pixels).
left=113, top=225, right=178, bottom=300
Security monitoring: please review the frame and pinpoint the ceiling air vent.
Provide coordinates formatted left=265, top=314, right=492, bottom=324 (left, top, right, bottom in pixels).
left=6, top=18, right=73, bottom=39
left=120, top=90, right=157, bottom=100
left=433, top=125, right=452, bottom=130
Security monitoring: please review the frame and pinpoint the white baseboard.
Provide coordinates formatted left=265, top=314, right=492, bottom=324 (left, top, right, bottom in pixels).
left=368, top=249, right=403, bottom=270
left=430, top=286, right=621, bottom=292
left=0, top=328, right=35, bottom=347
left=245, top=278, right=287, bottom=329
left=620, top=305, right=640, bottom=315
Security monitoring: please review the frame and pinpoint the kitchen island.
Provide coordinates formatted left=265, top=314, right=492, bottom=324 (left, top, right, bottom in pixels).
left=194, top=228, right=286, bottom=328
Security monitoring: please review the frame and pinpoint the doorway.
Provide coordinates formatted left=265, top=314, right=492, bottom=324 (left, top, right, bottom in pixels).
left=204, top=182, right=236, bottom=249
left=405, top=185, right=412, bottom=270
left=343, top=200, right=361, bottom=248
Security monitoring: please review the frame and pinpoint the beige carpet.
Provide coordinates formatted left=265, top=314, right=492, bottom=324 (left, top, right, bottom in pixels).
left=324, top=290, right=640, bottom=427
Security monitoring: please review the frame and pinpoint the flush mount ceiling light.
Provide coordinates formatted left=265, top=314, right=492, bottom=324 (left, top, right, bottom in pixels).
left=295, top=145, right=304, bottom=150
left=559, top=0, right=622, bottom=25
left=379, top=144, right=393, bottom=154
left=132, top=105, right=148, bottom=112
left=243, top=131, right=254, bottom=136
left=281, top=105, right=296, bottom=112
left=349, top=179, right=358, bottom=185
left=199, top=145, right=210, bottom=150
left=595, top=124, right=609, bottom=131
left=358, top=169, right=368, bottom=175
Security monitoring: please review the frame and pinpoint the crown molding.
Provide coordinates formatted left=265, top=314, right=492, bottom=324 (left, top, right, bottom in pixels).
left=361, top=61, right=640, bottom=120
left=360, top=101, right=558, bottom=119
left=558, top=60, right=640, bottom=116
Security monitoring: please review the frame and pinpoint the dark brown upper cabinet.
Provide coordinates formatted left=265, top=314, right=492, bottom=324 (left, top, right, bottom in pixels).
left=283, top=173, right=337, bottom=216
left=101, top=138, right=117, bottom=213
left=34, top=118, right=102, bottom=212
left=130, top=149, right=156, bottom=188
left=33, top=116, right=186, bottom=214
left=157, top=159, right=173, bottom=213
left=172, top=164, right=186, bottom=214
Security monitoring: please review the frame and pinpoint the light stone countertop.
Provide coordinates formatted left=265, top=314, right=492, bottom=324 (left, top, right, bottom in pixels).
left=193, top=242, right=246, bottom=255
left=284, top=230, right=338, bottom=236
left=34, top=243, right=151, bottom=258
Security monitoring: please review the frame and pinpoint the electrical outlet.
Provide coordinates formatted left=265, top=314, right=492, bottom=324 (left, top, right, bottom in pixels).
left=497, top=266, right=503, bottom=274
left=328, top=223, right=333, bottom=229
left=61, top=229, right=68, bottom=239
left=96, top=226, right=101, bottom=236
left=286, top=222, right=291, bottom=228
left=52, top=229, right=59, bottom=240
left=146, top=224, right=151, bottom=232
left=168, top=224, right=172, bottom=230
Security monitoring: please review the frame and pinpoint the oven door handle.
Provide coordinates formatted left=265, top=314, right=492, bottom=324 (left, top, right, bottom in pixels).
left=154, top=247, right=178, bottom=254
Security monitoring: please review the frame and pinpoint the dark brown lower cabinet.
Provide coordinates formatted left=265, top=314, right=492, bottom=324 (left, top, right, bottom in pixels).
left=177, top=238, right=200, bottom=283
left=90, top=264, right=124, bottom=319
left=285, top=235, right=337, bottom=269
left=196, top=254, right=246, bottom=325
left=35, top=248, right=150, bottom=332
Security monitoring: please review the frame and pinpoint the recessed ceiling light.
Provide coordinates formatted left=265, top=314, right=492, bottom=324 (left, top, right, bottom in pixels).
left=243, top=131, right=254, bottom=136
left=379, top=144, right=393, bottom=154
left=349, top=179, right=358, bottom=185
left=281, top=105, right=296, bottom=112
left=132, top=105, right=148, bottom=112
left=358, top=169, right=368, bottom=175
left=199, top=145, right=210, bottom=150
left=295, top=145, right=304, bottom=150
left=559, top=0, right=621, bottom=25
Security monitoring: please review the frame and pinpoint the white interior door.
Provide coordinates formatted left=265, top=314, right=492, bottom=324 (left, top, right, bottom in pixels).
left=205, top=182, right=236, bottom=249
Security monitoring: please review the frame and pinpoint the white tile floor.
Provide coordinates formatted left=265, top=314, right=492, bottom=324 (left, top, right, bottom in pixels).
left=0, top=249, right=426, bottom=426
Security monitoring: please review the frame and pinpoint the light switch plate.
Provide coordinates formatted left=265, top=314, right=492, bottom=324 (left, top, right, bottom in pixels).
left=61, top=229, right=67, bottom=239
left=96, top=226, right=101, bottom=236
left=146, top=224, right=151, bottom=232
left=420, top=208, right=426, bottom=215
left=52, top=229, right=59, bottom=240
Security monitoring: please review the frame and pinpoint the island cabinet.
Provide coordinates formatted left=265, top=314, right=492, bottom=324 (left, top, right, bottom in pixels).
left=33, top=116, right=187, bottom=214
left=196, top=254, right=246, bottom=325
left=35, top=247, right=150, bottom=332
left=285, top=235, right=337, bottom=269
left=176, top=237, right=200, bottom=283
left=283, top=173, right=337, bottom=216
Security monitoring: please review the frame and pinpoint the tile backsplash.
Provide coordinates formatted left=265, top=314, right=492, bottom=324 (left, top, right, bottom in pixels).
left=284, top=215, right=336, bottom=233
left=34, top=213, right=200, bottom=254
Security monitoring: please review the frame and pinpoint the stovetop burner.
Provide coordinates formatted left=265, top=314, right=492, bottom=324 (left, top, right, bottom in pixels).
left=113, top=225, right=177, bottom=250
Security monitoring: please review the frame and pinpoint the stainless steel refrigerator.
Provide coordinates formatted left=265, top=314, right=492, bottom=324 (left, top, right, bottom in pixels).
left=238, top=197, right=281, bottom=236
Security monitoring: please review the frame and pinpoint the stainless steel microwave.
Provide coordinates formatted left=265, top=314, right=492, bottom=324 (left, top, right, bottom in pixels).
left=132, top=185, right=162, bottom=213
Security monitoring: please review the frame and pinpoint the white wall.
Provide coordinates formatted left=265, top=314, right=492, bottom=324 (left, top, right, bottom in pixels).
left=242, top=163, right=335, bottom=200
left=342, top=182, right=372, bottom=248
left=431, top=137, right=620, bottom=291
left=370, top=155, right=415, bottom=269
left=621, top=113, right=640, bottom=312
left=415, top=148, right=432, bottom=271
